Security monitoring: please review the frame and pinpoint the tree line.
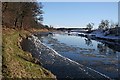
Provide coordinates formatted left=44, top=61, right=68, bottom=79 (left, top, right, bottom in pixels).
left=86, top=20, right=119, bottom=36
left=2, top=2, right=43, bottom=29
left=86, top=20, right=118, bottom=31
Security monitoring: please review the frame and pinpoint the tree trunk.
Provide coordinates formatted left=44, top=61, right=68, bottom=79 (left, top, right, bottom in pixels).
left=2, top=2, right=8, bottom=26
left=2, top=2, right=8, bottom=13
left=20, top=16, right=24, bottom=29
left=14, top=17, right=18, bottom=28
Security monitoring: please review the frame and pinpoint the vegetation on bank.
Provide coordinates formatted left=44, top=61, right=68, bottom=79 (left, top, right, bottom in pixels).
left=2, top=2, right=44, bottom=29
left=86, top=20, right=119, bottom=36
left=2, top=28, right=56, bottom=79
left=2, top=2, right=57, bottom=79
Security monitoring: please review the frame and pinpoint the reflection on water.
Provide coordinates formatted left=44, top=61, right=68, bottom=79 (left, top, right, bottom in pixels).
left=97, top=43, right=107, bottom=55
left=97, top=43, right=117, bottom=57
left=50, top=33, right=120, bottom=57
left=41, top=33, right=120, bottom=79
left=84, top=38, right=93, bottom=46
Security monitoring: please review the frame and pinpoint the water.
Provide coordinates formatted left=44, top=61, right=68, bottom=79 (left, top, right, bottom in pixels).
left=40, top=33, right=120, bottom=79
left=23, top=35, right=112, bottom=79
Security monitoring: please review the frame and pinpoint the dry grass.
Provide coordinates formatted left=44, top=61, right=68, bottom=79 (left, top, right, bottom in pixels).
left=27, top=28, right=49, bottom=33
left=2, top=28, right=56, bottom=79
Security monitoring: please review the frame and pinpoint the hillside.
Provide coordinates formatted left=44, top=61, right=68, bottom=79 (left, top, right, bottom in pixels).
left=2, top=28, right=56, bottom=79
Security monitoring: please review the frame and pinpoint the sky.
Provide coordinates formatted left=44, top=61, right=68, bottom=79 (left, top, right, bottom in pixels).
left=42, top=2, right=118, bottom=28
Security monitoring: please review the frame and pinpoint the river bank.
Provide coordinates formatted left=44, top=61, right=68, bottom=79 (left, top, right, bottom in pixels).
left=2, top=28, right=119, bottom=79
left=2, top=28, right=56, bottom=79
left=67, top=30, right=120, bottom=47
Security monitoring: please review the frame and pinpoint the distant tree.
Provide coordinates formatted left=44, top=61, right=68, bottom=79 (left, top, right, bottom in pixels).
left=86, top=23, right=94, bottom=32
left=104, top=20, right=109, bottom=29
left=98, top=20, right=109, bottom=30
left=98, top=20, right=105, bottom=29
left=110, top=21, right=115, bottom=28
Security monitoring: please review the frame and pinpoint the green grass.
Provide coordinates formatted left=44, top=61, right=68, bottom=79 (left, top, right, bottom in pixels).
left=2, top=29, right=56, bottom=79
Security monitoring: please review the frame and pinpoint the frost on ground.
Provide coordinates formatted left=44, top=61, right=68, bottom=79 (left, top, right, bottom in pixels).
left=90, top=29, right=120, bottom=40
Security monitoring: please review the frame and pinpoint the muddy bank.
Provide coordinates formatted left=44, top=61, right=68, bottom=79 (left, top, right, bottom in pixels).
left=21, top=34, right=112, bottom=79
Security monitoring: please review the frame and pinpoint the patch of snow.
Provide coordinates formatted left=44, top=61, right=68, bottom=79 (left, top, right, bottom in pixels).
left=90, top=29, right=120, bottom=40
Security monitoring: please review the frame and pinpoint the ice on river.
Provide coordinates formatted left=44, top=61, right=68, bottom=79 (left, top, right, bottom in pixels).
left=22, top=34, right=113, bottom=79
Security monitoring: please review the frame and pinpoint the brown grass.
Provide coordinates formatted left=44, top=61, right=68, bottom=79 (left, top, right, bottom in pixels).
left=2, top=28, right=56, bottom=79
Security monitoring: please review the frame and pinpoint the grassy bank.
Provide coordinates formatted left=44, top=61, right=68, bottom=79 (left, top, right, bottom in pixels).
left=2, top=28, right=56, bottom=79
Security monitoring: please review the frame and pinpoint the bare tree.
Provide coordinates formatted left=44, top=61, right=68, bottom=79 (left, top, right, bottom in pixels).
left=98, top=20, right=109, bottom=30
left=86, top=23, right=94, bottom=32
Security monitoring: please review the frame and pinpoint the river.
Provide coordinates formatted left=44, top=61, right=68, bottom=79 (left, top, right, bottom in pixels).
left=39, top=32, right=120, bottom=79
left=22, top=32, right=120, bottom=79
